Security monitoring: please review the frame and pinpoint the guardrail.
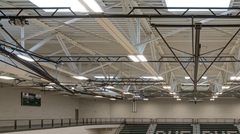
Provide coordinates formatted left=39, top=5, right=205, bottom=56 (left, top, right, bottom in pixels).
left=0, top=118, right=239, bottom=133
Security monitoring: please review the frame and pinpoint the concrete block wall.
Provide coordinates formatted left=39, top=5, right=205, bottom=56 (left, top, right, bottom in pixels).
left=79, top=97, right=240, bottom=118
left=0, top=86, right=79, bottom=119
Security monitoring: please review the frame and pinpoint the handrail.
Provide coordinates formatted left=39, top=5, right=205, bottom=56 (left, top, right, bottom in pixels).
left=0, top=118, right=239, bottom=133
left=113, top=119, right=125, bottom=134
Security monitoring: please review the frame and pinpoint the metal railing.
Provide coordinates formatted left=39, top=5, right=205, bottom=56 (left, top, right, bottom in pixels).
left=0, top=118, right=239, bottom=133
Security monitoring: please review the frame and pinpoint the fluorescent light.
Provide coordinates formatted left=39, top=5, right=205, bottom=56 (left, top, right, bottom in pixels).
left=163, top=86, right=171, bottom=89
left=137, top=55, right=148, bottom=62
left=177, top=98, right=181, bottom=101
left=210, top=98, right=215, bottom=101
left=124, top=92, right=131, bottom=94
left=29, top=0, right=87, bottom=12
left=73, top=76, right=88, bottom=80
left=202, top=76, right=207, bottom=79
left=17, top=55, right=34, bottom=62
left=94, top=95, right=103, bottom=98
left=83, top=0, right=103, bottom=12
left=216, top=92, right=222, bottom=95
left=230, top=76, right=240, bottom=81
left=141, top=76, right=163, bottom=80
left=213, top=96, right=218, bottom=98
left=0, top=76, right=15, bottom=80
left=185, top=76, right=190, bottom=79
left=110, top=98, right=116, bottom=100
left=143, top=98, right=148, bottom=101
left=174, top=96, right=179, bottom=98
left=170, top=92, right=176, bottom=95
left=222, top=86, right=230, bottom=89
left=135, top=95, right=140, bottom=98
left=165, top=0, right=230, bottom=11
left=128, top=55, right=139, bottom=62
left=230, top=76, right=236, bottom=80
left=45, top=86, right=54, bottom=89
left=105, top=86, right=114, bottom=89
left=94, top=76, right=114, bottom=79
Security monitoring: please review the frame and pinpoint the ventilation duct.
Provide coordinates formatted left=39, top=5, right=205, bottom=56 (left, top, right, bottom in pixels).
left=181, top=83, right=210, bottom=92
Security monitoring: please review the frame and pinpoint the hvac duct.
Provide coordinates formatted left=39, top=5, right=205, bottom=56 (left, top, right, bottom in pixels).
left=181, top=83, right=210, bottom=92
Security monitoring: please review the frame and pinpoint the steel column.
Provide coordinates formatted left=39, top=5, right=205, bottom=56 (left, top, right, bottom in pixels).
left=193, top=23, right=202, bottom=95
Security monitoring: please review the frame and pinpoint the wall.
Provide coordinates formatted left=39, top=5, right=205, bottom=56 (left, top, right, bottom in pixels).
left=79, top=98, right=240, bottom=118
left=6, top=126, right=99, bottom=134
left=0, top=86, right=79, bottom=119
left=2, top=84, right=240, bottom=120
left=5, top=125, right=118, bottom=134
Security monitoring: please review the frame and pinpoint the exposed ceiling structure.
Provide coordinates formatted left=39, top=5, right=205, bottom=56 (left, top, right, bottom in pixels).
left=0, top=0, right=240, bottom=102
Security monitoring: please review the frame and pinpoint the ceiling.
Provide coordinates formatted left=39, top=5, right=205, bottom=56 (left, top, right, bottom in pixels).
left=0, top=0, right=240, bottom=101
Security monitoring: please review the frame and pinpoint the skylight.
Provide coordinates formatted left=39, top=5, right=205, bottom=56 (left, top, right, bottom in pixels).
left=83, top=0, right=103, bottom=12
left=165, top=0, right=230, bottom=11
left=29, top=0, right=87, bottom=12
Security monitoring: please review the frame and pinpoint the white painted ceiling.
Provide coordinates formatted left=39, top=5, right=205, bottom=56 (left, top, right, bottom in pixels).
left=0, top=0, right=240, bottom=100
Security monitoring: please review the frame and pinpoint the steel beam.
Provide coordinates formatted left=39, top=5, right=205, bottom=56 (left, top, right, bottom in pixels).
left=21, top=27, right=24, bottom=48
left=29, top=34, right=57, bottom=52
left=15, top=18, right=80, bottom=43
left=193, top=23, right=202, bottom=95
left=198, top=28, right=240, bottom=82
left=151, top=24, right=240, bottom=27
left=56, top=35, right=79, bottom=73
left=153, top=26, right=194, bottom=81
left=3, top=14, right=240, bottom=19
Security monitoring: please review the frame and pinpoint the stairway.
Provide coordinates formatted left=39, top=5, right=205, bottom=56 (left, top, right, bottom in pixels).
left=192, top=124, right=200, bottom=134
left=146, top=124, right=157, bottom=134
left=234, top=124, right=240, bottom=132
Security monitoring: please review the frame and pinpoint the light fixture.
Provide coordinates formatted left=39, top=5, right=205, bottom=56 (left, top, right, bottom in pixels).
left=17, top=55, right=34, bottom=62
left=230, top=76, right=236, bottom=80
left=94, top=76, right=114, bottom=79
left=83, top=0, right=103, bottom=12
left=212, top=96, right=218, bottom=98
left=124, top=92, right=131, bottom=95
left=8, top=19, right=29, bottom=27
left=73, top=76, right=88, bottom=80
left=128, top=55, right=139, bottom=62
left=210, top=98, right=215, bottom=101
left=110, top=98, right=116, bottom=100
left=165, top=0, right=230, bottom=11
left=163, top=86, right=171, bottom=89
left=185, top=76, right=190, bottom=79
left=134, top=95, right=141, bottom=98
left=177, top=98, right=181, bottom=101
left=105, top=85, right=114, bottom=89
left=174, top=96, right=179, bottom=98
left=236, top=77, right=240, bottom=80
left=141, top=76, right=163, bottom=80
left=45, top=86, right=54, bottom=89
left=29, top=0, right=87, bottom=12
left=202, top=76, right=207, bottom=79
left=0, top=76, right=15, bottom=80
left=170, top=92, right=176, bottom=95
left=71, top=87, right=75, bottom=90
left=128, top=55, right=148, bottom=62
left=94, top=95, right=103, bottom=98
left=216, top=92, right=222, bottom=95
left=222, top=86, right=230, bottom=89
left=137, top=55, right=148, bottom=62
left=143, top=98, right=149, bottom=101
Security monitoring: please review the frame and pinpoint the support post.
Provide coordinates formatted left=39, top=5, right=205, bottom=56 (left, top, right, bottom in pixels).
left=193, top=23, right=202, bottom=95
